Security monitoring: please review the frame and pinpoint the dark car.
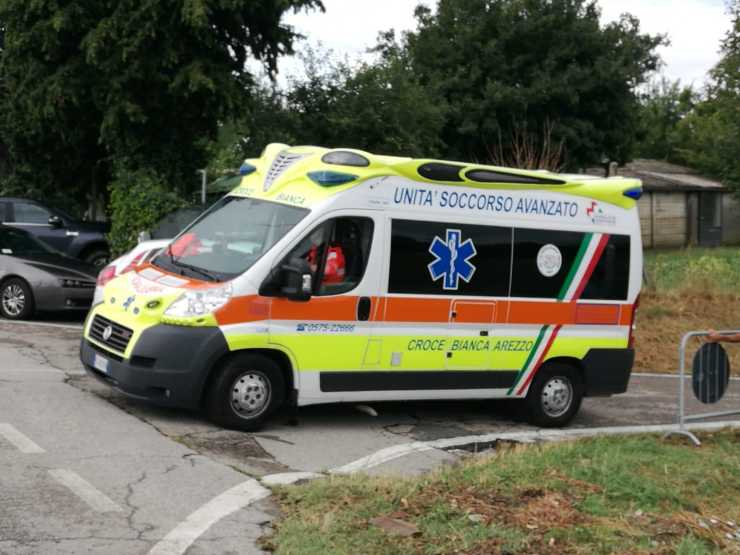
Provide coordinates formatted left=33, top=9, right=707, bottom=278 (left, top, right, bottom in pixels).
left=0, top=197, right=110, bottom=268
left=0, top=225, right=96, bottom=319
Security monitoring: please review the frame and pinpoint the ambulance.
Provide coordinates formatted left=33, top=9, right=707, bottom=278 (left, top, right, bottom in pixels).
left=80, top=144, right=642, bottom=430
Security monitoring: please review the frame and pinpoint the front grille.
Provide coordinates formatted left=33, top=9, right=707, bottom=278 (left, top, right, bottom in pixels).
left=89, top=315, right=133, bottom=354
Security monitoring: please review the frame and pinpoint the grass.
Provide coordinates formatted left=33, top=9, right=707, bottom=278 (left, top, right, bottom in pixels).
left=635, top=247, right=740, bottom=372
left=644, top=247, right=740, bottom=294
left=265, top=431, right=740, bottom=554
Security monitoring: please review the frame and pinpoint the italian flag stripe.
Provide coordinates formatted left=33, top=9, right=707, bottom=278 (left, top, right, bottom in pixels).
left=507, top=233, right=611, bottom=395
left=557, top=233, right=592, bottom=301
left=516, top=324, right=563, bottom=396
left=571, top=234, right=610, bottom=301
left=506, top=324, right=549, bottom=395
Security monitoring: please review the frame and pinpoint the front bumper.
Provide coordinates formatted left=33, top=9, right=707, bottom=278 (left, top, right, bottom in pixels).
left=36, top=285, right=94, bottom=311
left=80, top=324, right=229, bottom=409
left=582, top=347, right=635, bottom=396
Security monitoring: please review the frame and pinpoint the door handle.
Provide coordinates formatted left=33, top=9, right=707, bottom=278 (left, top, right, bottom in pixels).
left=357, top=297, right=371, bottom=321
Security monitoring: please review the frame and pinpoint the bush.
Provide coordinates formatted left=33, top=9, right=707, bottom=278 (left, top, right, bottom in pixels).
left=107, top=167, right=187, bottom=256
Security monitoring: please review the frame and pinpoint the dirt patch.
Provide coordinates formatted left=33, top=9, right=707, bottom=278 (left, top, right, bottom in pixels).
left=634, top=292, right=740, bottom=372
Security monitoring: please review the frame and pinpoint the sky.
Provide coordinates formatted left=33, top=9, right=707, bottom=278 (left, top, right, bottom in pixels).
left=276, top=0, right=732, bottom=88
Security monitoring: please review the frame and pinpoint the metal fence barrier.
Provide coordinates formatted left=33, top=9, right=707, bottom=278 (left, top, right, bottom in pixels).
left=666, top=330, right=740, bottom=446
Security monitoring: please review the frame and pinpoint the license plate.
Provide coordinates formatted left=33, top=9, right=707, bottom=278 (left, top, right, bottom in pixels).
left=93, top=353, right=109, bottom=374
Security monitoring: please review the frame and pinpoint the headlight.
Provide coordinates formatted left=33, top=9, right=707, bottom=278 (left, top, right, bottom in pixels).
left=163, top=283, right=233, bottom=318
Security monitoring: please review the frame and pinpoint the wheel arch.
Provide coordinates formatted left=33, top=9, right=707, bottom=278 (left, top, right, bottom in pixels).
left=539, top=356, right=586, bottom=384
left=77, top=241, right=109, bottom=261
left=199, top=347, right=297, bottom=408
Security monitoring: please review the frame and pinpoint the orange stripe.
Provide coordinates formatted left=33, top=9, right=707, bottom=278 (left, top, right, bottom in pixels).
left=450, top=301, right=496, bottom=323
left=619, top=304, right=634, bottom=326
left=216, top=295, right=634, bottom=327
left=575, top=304, right=620, bottom=325
left=508, top=300, right=575, bottom=325
left=383, top=297, right=451, bottom=323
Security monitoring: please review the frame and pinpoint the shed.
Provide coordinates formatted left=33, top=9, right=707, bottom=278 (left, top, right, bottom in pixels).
left=589, top=159, right=740, bottom=248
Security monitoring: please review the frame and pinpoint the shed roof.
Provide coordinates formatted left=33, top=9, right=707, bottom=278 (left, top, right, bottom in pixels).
left=588, top=159, right=727, bottom=192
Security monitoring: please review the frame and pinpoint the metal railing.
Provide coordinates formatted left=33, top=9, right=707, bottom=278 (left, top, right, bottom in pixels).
left=666, top=330, right=740, bottom=446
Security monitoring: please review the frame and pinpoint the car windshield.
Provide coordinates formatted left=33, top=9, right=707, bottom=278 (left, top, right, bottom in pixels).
left=152, top=197, right=309, bottom=282
left=0, top=226, right=56, bottom=256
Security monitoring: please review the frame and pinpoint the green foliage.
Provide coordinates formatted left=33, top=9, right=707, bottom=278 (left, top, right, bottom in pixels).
left=628, top=3, right=740, bottom=196
left=107, top=167, right=187, bottom=256
left=285, top=46, right=447, bottom=158
left=0, top=0, right=323, bottom=215
left=384, top=0, right=666, bottom=168
left=208, top=44, right=447, bottom=169
left=644, top=247, right=740, bottom=294
left=635, top=77, right=697, bottom=161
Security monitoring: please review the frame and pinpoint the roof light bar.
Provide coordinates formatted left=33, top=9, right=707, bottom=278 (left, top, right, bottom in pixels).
left=239, top=162, right=256, bottom=175
left=321, top=151, right=370, bottom=167
left=623, top=187, right=643, bottom=200
left=307, top=171, right=358, bottom=187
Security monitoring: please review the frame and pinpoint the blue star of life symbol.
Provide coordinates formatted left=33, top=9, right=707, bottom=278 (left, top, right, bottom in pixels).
left=428, top=229, right=477, bottom=290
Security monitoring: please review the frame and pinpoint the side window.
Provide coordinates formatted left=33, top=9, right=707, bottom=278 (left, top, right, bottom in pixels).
left=389, top=219, right=512, bottom=296
left=581, top=235, right=630, bottom=301
left=282, top=217, right=374, bottom=296
left=13, top=202, right=51, bottom=224
left=511, top=228, right=585, bottom=298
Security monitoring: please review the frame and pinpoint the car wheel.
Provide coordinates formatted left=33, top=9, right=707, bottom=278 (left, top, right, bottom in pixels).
left=0, top=278, right=35, bottom=320
left=206, top=353, right=285, bottom=431
left=524, top=362, right=583, bottom=428
left=84, top=249, right=110, bottom=270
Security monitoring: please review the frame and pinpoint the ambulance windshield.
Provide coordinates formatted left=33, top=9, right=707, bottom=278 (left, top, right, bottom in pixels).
left=152, top=196, right=309, bottom=282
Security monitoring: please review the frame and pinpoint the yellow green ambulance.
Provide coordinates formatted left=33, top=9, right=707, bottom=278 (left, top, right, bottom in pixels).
left=80, top=144, right=643, bottom=430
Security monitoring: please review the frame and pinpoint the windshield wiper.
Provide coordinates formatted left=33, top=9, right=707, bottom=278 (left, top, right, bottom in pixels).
left=169, top=258, right=219, bottom=282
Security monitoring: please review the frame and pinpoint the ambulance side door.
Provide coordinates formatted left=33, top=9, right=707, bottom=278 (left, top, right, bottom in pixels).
left=266, top=212, right=380, bottom=375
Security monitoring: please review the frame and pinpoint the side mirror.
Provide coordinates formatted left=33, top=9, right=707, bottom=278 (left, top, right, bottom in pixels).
left=278, top=258, right=313, bottom=301
left=48, top=215, right=63, bottom=228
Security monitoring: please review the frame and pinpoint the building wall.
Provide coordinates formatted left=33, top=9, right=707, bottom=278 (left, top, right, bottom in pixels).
left=637, top=192, right=688, bottom=248
left=723, top=193, right=740, bottom=245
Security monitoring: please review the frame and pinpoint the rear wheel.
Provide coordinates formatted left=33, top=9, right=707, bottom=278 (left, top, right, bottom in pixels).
left=524, top=362, right=583, bottom=428
left=0, top=278, right=35, bottom=320
left=205, top=353, right=285, bottom=431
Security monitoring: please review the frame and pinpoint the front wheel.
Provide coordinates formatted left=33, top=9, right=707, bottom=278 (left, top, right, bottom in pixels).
left=524, top=362, right=583, bottom=428
left=205, top=353, right=285, bottom=431
left=0, top=278, right=35, bottom=320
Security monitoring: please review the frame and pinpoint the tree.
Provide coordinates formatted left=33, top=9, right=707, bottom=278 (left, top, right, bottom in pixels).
left=634, top=77, right=697, bottom=161
left=675, top=0, right=740, bottom=192
left=0, top=0, right=323, bottom=215
left=209, top=44, right=448, bottom=169
left=284, top=44, right=447, bottom=157
left=382, top=0, right=665, bottom=169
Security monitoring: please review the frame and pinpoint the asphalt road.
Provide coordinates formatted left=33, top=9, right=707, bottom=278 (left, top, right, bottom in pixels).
left=2, top=317, right=740, bottom=554
left=0, top=319, right=272, bottom=555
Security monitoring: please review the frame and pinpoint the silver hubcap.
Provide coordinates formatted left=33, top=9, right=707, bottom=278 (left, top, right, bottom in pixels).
left=541, top=377, right=573, bottom=418
left=230, top=372, right=270, bottom=419
left=2, top=284, right=25, bottom=317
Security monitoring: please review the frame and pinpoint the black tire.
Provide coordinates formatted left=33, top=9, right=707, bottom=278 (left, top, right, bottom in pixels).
left=84, top=248, right=110, bottom=269
left=205, top=353, right=285, bottom=431
left=524, top=362, right=583, bottom=428
left=0, top=277, right=35, bottom=320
